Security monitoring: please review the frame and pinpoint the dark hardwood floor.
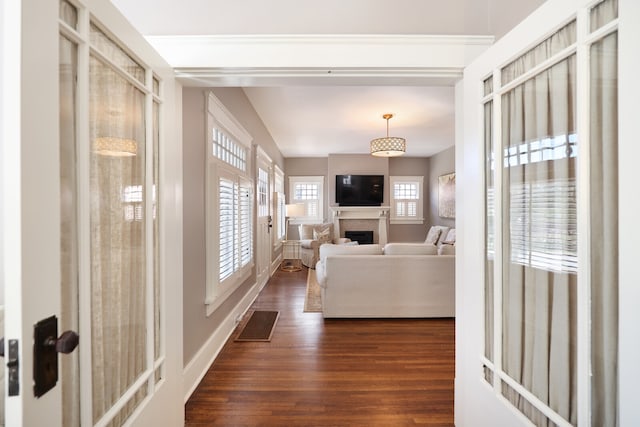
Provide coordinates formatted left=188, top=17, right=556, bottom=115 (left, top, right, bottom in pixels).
left=185, top=267, right=455, bottom=426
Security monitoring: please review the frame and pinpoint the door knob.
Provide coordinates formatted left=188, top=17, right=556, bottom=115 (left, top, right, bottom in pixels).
left=34, top=315, right=79, bottom=397
left=44, top=330, right=79, bottom=354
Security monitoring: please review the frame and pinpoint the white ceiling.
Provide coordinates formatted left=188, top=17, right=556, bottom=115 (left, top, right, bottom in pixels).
left=111, top=0, right=545, bottom=158
left=243, top=86, right=454, bottom=157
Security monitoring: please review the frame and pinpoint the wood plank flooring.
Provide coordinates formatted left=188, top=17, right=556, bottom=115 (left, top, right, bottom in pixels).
left=185, top=267, right=455, bottom=426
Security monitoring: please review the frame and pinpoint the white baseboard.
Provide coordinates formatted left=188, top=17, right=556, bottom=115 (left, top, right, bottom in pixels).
left=182, top=280, right=261, bottom=403
left=270, top=254, right=282, bottom=276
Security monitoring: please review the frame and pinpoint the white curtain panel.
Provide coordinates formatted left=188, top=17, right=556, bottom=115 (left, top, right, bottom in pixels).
left=60, top=33, right=80, bottom=427
left=89, top=54, right=147, bottom=424
left=589, top=30, right=618, bottom=427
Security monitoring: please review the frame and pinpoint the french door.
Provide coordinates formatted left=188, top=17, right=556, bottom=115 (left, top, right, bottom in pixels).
left=457, top=0, right=640, bottom=426
left=2, top=0, right=182, bottom=426
left=256, top=148, right=272, bottom=288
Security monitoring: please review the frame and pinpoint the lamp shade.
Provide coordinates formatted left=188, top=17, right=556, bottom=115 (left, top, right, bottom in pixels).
left=285, top=203, right=305, bottom=217
left=370, top=113, right=406, bottom=157
left=370, top=137, right=406, bottom=157
left=94, top=137, right=138, bottom=157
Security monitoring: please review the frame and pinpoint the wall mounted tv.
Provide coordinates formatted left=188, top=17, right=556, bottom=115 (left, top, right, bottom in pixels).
left=335, top=174, right=384, bottom=206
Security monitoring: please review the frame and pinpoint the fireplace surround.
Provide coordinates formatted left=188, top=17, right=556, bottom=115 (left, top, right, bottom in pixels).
left=329, top=206, right=389, bottom=245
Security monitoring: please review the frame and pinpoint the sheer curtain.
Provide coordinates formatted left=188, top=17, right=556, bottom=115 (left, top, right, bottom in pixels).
left=60, top=33, right=80, bottom=427
left=590, top=30, right=618, bottom=427
left=89, top=55, right=147, bottom=424
left=501, top=50, right=578, bottom=427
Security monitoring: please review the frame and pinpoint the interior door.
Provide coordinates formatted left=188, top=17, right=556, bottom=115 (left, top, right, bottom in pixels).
left=256, top=149, right=272, bottom=288
left=457, top=0, right=638, bottom=425
left=2, top=1, right=64, bottom=425
left=2, top=1, right=183, bottom=426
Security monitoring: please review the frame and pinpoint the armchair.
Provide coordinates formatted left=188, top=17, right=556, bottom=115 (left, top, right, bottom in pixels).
left=298, top=223, right=351, bottom=268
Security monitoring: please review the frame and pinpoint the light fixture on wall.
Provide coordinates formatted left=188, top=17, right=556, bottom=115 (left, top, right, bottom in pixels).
left=284, top=203, right=305, bottom=241
left=94, top=137, right=138, bottom=157
left=370, top=113, right=406, bottom=157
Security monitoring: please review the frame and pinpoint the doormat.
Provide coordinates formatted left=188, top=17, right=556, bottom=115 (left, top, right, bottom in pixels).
left=235, top=310, right=280, bottom=342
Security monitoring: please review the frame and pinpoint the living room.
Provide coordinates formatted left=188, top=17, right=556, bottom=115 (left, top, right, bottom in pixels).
left=6, top=0, right=637, bottom=426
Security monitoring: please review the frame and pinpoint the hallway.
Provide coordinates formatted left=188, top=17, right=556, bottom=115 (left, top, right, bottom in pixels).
left=185, top=267, right=455, bottom=426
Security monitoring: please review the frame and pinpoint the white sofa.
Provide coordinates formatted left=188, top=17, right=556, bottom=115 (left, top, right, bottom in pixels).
left=315, top=243, right=455, bottom=318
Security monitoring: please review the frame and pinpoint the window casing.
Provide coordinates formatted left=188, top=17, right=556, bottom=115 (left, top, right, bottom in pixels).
left=288, top=176, right=324, bottom=223
left=390, top=176, right=424, bottom=224
left=206, top=93, right=253, bottom=315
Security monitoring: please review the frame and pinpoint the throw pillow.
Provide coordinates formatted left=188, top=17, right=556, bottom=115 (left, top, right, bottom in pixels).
left=442, top=228, right=456, bottom=244
left=435, top=226, right=450, bottom=245
left=313, top=228, right=332, bottom=244
left=424, top=226, right=442, bottom=245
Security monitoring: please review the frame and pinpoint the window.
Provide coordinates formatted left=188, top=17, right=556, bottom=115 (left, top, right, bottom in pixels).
left=509, top=177, right=578, bottom=274
left=390, top=176, right=424, bottom=224
left=206, top=93, right=254, bottom=315
left=288, top=176, right=324, bottom=223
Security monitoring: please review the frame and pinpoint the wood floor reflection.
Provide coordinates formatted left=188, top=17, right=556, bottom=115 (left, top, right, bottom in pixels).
left=185, top=267, right=455, bottom=426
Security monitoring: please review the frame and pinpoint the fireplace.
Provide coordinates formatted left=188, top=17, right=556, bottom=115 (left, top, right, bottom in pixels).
left=345, top=230, right=374, bottom=245
left=329, top=206, right=389, bottom=245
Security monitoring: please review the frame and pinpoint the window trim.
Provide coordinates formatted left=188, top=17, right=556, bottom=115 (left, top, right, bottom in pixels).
left=389, top=176, right=424, bottom=225
left=205, top=92, right=254, bottom=316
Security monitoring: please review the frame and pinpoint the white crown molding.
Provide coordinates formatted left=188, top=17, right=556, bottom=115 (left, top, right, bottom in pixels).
left=146, top=34, right=494, bottom=85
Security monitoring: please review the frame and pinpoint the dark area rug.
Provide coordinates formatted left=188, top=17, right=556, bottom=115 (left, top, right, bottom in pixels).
left=234, top=310, right=280, bottom=342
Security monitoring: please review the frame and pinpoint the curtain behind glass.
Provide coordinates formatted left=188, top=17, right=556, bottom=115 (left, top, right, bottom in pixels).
left=484, top=101, right=494, bottom=367
left=501, top=54, right=578, bottom=426
left=60, top=34, right=80, bottom=427
left=590, top=32, right=618, bottom=427
left=89, top=55, right=147, bottom=425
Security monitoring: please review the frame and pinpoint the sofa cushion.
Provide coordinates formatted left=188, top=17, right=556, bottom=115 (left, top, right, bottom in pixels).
left=425, top=226, right=442, bottom=245
left=439, top=243, right=456, bottom=255
left=299, top=239, right=315, bottom=249
left=319, top=243, right=383, bottom=262
left=384, top=243, right=437, bottom=255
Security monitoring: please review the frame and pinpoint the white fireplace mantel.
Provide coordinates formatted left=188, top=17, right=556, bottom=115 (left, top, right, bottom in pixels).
left=329, top=206, right=390, bottom=245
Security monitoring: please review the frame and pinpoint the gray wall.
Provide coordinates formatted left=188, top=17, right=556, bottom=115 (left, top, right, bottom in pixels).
left=328, top=154, right=390, bottom=208
left=428, top=146, right=456, bottom=229
left=389, top=157, right=431, bottom=242
left=284, top=157, right=328, bottom=239
left=182, top=87, right=284, bottom=366
left=285, top=154, right=440, bottom=242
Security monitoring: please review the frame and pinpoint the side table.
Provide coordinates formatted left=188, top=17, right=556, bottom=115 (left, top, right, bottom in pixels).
left=281, top=240, right=302, bottom=272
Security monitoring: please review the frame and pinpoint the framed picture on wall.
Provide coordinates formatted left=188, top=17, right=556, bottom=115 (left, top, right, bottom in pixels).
left=438, top=172, right=455, bottom=218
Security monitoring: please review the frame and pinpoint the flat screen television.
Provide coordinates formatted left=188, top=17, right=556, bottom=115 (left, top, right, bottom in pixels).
left=335, top=174, right=384, bottom=206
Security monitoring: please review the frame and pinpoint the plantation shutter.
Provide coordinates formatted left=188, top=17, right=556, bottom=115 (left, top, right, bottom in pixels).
left=239, top=178, right=253, bottom=267
left=509, top=178, right=577, bottom=273
left=219, top=176, right=236, bottom=281
left=294, top=183, right=319, bottom=218
left=393, top=182, right=418, bottom=219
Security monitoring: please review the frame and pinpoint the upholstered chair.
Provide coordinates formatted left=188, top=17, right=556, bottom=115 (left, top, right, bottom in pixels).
left=298, top=223, right=351, bottom=268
